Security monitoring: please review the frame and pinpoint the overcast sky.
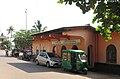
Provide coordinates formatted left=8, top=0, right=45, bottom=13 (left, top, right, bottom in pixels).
left=0, top=0, right=96, bottom=35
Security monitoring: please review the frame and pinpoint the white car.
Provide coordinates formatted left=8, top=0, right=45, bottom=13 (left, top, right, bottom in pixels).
left=35, top=52, right=62, bottom=67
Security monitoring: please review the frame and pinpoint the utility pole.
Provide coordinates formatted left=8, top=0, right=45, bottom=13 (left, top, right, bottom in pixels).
left=25, top=9, right=27, bottom=30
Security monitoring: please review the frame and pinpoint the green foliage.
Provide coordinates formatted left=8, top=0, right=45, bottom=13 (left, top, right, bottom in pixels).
left=1, top=40, right=11, bottom=50
left=13, top=30, right=32, bottom=49
left=6, top=26, right=14, bottom=50
left=7, top=26, right=14, bottom=38
left=93, top=1, right=120, bottom=41
left=13, top=20, right=47, bottom=49
left=58, top=0, right=120, bottom=41
left=58, top=0, right=97, bottom=14
left=31, top=20, right=47, bottom=33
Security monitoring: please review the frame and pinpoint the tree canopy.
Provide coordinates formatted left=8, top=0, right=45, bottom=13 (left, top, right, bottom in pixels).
left=1, top=40, right=11, bottom=50
left=58, top=0, right=120, bottom=41
left=13, top=30, right=32, bottom=50
left=13, top=20, right=47, bottom=49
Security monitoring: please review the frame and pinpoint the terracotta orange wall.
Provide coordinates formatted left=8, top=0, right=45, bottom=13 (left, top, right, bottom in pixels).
left=55, top=45, right=61, bottom=57
left=32, top=39, right=52, bottom=54
left=32, top=41, right=38, bottom=55
left=97, top=32, right=120, bottom=64
left=32, top=28, right=96, bottom=65
left=63, top=29, right=96, bottom=51
left=63, top=29, right=96, bottom=63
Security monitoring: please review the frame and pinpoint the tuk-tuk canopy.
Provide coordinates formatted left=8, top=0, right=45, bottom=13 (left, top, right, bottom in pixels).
left=62, top=50, right=86, bottom=54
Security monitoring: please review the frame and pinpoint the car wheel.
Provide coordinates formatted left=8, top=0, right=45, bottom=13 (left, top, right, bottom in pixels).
left=46, top=62, right=50, bottom=68
left=22, top=57, right=24, bottom=60
left=35, top=60, right=39, bottom=65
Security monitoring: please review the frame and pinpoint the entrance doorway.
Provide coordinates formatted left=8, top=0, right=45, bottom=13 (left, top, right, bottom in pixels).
left=87, top=45, right=93, bottom=66
left=53, top=46, right=56, bottom=54
left=61, top=46, right=66, bottom=57
left=71, top=45, right=78, bottom=70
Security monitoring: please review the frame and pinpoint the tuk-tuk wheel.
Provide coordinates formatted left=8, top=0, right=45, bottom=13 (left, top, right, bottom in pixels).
left=22, top=57, right=24, bottom=60
left=83, top=70, right=87, bottom=75
left=62, top=68, right=66, bottom=71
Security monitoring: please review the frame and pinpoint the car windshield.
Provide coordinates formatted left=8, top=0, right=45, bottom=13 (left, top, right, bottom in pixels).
left=47, top=53, right=59, bottom=58
left=25, top=50, right=32, bottom=55
left=26, top=51, right=32, bottom=55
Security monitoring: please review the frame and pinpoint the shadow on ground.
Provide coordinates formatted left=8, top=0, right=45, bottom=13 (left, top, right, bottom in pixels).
left=1, top=50, right=119, bottom=79
left=7, top=61, right=120, bottom=79
left=8, top=62, right=63, bottom=73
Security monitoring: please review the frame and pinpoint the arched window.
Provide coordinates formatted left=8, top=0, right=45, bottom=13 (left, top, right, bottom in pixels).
left=61, top=45, right=66, bottom=50
left=106, top=44, right=117, bottom=63
left=72, top=45, right=78, bottom=50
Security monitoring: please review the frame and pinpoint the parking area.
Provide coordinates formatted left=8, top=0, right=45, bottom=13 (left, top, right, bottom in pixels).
left=0, top=50, right=120, bottom=79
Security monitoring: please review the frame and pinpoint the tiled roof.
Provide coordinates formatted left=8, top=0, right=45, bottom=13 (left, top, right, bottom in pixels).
left=32, top=25, right=96, bottom=36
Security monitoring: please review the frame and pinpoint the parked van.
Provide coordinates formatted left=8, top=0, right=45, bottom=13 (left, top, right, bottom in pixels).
left=35, top=52, right=62, bottom=67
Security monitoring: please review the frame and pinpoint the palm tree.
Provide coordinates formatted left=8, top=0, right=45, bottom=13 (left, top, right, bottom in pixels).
left=7, top=26, right=14, bottom=50
left=7, top=26, right=14, bottom=38
left=32, top=20, right=47, bottom=32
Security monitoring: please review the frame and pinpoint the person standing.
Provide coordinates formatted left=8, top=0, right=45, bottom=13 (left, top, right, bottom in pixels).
left=5, top=48, right=9, bottom=56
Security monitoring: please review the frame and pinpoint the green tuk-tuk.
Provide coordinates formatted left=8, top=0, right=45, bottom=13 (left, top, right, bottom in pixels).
left=62, top=50, right=88, bottom=75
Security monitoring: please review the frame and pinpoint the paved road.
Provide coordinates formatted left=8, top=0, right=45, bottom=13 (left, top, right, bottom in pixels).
left=0, top=50, right=120, bottom=79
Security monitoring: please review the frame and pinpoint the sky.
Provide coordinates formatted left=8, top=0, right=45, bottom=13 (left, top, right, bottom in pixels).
left=0, top=0, right=96, bottom=36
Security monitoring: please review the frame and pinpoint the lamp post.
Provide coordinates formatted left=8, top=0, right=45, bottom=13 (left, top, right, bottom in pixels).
left=25, top=9, right=27, bottom=30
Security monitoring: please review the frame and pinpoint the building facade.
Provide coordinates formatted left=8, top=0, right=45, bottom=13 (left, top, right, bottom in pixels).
left=32, top=25, right=120, bottom=72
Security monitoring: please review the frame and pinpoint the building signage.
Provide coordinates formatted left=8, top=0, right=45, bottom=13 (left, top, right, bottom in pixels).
left=52, top=39, right=80, bottom=45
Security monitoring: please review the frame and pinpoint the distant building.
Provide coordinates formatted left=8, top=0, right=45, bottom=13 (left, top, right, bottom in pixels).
left=0, top=36, right=9, bottom=49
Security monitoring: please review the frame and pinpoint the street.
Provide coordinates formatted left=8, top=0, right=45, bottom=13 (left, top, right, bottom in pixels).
left=0, top=50, right=120, bottom=79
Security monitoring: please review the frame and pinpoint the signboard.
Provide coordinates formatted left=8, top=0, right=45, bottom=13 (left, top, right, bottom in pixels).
left=52, top=39, right=80, bottom=46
